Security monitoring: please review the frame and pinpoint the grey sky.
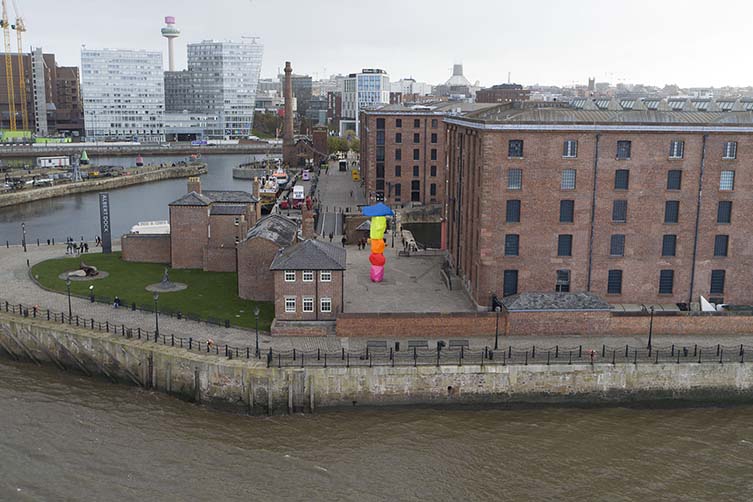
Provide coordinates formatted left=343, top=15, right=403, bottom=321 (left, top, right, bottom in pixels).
left=24, top=0, right=751, bottom=88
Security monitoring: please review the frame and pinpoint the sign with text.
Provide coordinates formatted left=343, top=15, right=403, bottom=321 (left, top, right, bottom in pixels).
left=99, top=192, right=112, bottom=254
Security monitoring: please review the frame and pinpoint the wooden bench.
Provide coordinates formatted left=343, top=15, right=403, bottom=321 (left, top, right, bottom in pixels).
left=366, top=340, right=388, bottom=350
left=449, top=339, right=470, bottom=350
left=407, top=340, right=428, bottom=349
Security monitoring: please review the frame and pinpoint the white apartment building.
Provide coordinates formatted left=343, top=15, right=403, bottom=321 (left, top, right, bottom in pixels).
left=341, top=69, right=390, bottom=136
left=390, top=78, right=433, bottom=97
left=81, top=48, right=165, bottom=143
left=186, top=40, right=263, bottom=139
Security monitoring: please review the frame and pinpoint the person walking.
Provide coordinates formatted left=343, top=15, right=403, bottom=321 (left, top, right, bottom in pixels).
left=329, top=232, right=333, bottom=242
left=341, top=236, right=347, bottom=248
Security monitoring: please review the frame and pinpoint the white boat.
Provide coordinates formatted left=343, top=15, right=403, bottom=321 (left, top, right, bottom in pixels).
left=130, top=220, right=170, bottom=234
left=272, top=166, right=290, bottom=189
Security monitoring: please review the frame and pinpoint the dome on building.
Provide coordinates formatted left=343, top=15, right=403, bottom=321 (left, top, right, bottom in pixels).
left=445, top=64, right=471, bottom=87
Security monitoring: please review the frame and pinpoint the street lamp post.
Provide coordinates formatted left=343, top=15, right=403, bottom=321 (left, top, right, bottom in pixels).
left=153, top=292, right=160, bottom=339
left=65, top=275, right=72, bottom=321
left=89, top=284, right=95, bottom=303
left=492, top=294, right=502, bottom=350
left=647, top=306, right=655, bottom=351
left=22, top=222, right=26, bottom=252
left=254, top=305, right=260, bottom=357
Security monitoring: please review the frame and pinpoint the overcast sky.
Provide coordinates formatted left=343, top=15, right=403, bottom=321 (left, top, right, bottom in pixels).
left=23, top=0, right=752, bottom=88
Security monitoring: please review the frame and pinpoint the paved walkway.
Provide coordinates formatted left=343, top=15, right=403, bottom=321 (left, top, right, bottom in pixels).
left=315, top=156, right=366, bottom=238
left=3, top=245, right=753, bottom=355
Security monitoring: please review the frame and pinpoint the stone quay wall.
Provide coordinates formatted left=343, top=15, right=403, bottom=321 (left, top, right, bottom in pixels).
left=4, top=312, right=753, bottom=414
left=0, top=164, right=207, bottom=209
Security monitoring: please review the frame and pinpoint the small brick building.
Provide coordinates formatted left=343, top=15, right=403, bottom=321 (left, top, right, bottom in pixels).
left=237, top=214, right=298, bottom=301
left=168, top=178, right=261, bottom=272
left=270, top=240, right=346, bottom=322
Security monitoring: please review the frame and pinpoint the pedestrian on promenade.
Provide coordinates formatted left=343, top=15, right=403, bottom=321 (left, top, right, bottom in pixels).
left=329, top=233, right=333, bottom=242
left=113, top=296, right=121, bottom=309
left=341, top=236, right=347, bottom=247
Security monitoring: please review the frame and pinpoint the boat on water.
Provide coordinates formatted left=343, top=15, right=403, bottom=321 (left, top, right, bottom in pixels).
left=136, top=154, right=144, bottom=167
left=258, top=175, right=279, bottom=214
left=272, top=166, right=290, bottom=189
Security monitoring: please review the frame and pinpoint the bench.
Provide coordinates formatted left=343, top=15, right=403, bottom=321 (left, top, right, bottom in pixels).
left=407, top=340, right=428, bottom=349
left=366, top=340, right=388, bottom=350
left=449, top=339, right=470, bottom=349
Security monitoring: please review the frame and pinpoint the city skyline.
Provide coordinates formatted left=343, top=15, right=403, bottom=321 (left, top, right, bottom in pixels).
left=23, top=0, right=753, bottom=89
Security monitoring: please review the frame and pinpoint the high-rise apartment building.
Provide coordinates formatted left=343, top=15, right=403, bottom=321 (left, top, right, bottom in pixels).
left=0, top=49, right=83, bottom=136
left=185, top=40, right=263, bottom=139
left=81, top=48, right=165, bottom=142
left=341, top=69, right=389, bottom=136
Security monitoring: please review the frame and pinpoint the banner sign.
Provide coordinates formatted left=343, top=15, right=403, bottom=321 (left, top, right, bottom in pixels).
left=99, top=192, right=112, bottom=254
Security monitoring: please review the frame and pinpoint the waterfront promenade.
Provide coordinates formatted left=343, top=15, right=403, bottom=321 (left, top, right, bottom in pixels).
left=2, top=244, right=753, bottom=352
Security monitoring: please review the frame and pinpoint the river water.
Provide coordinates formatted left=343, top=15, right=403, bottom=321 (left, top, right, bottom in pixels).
left=0, top=154, right=265, bottom=245
left=1, top=359, right=753, bottom=501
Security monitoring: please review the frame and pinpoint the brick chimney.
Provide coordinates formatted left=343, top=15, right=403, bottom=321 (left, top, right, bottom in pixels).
left=301, top=204, right=316, bottom=240
left=252, top=176, right=260, bottom=199
left=283, top=61, right=296, bottom=166
left=187, top=176, right=201, bottom=194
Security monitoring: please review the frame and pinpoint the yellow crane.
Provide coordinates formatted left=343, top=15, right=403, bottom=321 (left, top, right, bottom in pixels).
left=0, top=0, right=16, bottom=131
left=11, top=0, right=27, bottom=131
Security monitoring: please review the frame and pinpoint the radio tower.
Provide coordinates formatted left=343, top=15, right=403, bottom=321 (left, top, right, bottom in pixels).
left=161, top=16, right=180, bottom=71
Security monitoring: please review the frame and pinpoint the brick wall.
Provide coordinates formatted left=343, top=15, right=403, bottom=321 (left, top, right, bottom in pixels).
left=203, top=247, right=237, bottom=273
left=336, top=312, right=498, bottom=338
left=121, top=234, right=171, bottom=264
left=447, top=124, right=753, bottom=307
left=361, top=112, right=446, bottom=205
left=274, top=270, right=343, bottom=321
left=237, top=238, right=280, bottom=301
left=506, top=310, right=753, bottom=337
left=170, top=205, right=209, bottom=269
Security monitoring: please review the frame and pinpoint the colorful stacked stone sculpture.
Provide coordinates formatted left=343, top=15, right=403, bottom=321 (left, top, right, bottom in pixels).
left=362, top=203, right=394, bottom=283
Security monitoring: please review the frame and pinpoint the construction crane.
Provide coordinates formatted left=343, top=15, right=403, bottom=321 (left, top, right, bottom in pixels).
left=11, top=0, right=27, bottom=131
left=0, top=0, right=16, bottom=131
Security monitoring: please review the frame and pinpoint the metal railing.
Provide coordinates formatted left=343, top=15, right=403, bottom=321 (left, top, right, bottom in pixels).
left=2, top=297, right=753, bottom=369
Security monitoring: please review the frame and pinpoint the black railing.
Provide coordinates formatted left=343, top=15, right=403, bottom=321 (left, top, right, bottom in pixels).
left=2, top=297, right=753, bottom=368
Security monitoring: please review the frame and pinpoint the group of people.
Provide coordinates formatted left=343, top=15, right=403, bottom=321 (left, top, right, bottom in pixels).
left=356, top=238, right=369, bottom=250
left=65, top=237, right=89, bottom=255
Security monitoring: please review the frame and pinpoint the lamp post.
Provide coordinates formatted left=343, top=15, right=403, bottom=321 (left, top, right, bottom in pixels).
left=65, top=275, right=72, bottom=320
left=254, top=305, right=260, bottom=357
left=647, top=305, right=655, bottom=351
left=21, top=222, right=26, bottom=252
left=492, top=294, right=502, bottom=350
left=89, top=284, right=95, bottom=303
left=153, top=292, right=160, bottom=339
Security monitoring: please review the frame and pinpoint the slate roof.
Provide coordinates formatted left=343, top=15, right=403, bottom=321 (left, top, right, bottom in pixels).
left=501, top=292, right=611, bottom=312
left=203, top=190, right=259, bottom=204
left=462, top=100, right=753, bottom=126
left=210, top=205, right=247, bottom=216
left=270, top=239, right=346, bottom=271
left=169, top=191, right=212, bottom=206
left=245, top=214, right=297, bottom=247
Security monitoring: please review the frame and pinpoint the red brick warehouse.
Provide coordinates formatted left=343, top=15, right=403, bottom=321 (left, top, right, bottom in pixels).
left=446, top=98, right=753, bottom=309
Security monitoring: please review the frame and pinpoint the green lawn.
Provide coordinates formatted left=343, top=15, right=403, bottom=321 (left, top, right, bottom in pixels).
left=31, top=252, right=274, bottom=331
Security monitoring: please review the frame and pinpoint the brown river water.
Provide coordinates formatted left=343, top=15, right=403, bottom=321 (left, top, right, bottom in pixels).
left=2, top=359, right=753, bottom=501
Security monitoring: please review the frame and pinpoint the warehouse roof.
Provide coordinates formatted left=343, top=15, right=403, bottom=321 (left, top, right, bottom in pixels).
left=501, top=292, right=611, bottom=312
left=270, top=239, right=346, bottom=271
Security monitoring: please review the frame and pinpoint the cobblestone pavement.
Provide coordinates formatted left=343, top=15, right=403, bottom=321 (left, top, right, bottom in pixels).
left=3, top=244, right=753, bottom=355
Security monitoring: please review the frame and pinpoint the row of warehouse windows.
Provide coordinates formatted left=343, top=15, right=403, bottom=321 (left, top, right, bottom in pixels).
left=387, top=165, right=438, bottom=177
left=393, top=148, right=438, bottom=161
left=508, top=168, right=737, bottom=191
left=503, top=233, right=730, bottom=258
left=392, top=133, right=439, bottom=144
left=376, top=118, right=439, bottom=129
left=504, top=200, right=734, bottom=224
left=500, top=269, right=726, bottom=297
left=508, top=139, right=739, bottom=160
